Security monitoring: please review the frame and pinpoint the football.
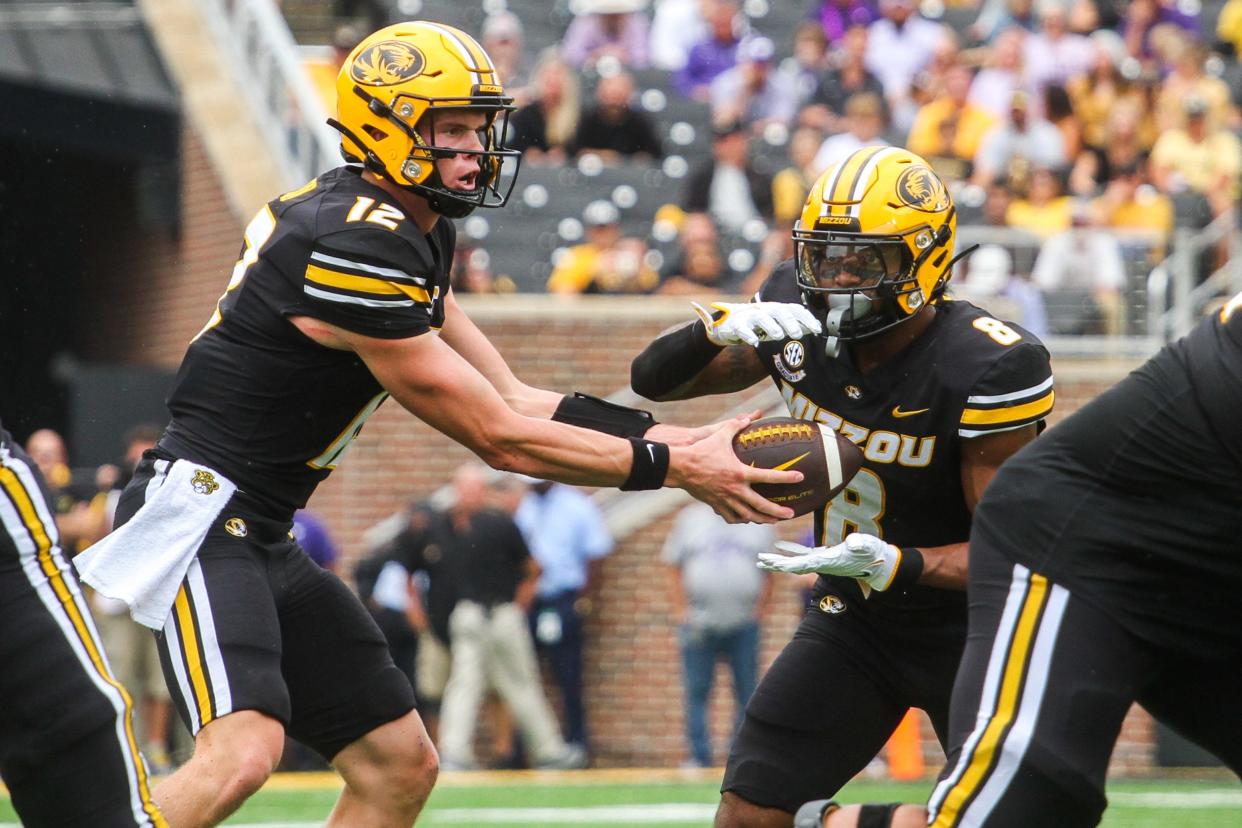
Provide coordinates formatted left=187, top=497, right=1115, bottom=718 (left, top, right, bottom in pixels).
left=732, top=417, right=864, bottom=517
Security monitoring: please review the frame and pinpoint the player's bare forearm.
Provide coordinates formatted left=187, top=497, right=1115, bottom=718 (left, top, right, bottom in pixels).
left=632, top=324, right=768, bottom=401
left=914, top=542, right=969, bottom=590
left=292, top=315, right=799, bottom=521
left=295, top=314, right=636, bottom=483
left=439, top=289, right=562, bottom=417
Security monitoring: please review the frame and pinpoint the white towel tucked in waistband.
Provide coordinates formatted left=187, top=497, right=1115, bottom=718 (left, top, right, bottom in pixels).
left=77, top=459, right=237, bottom=629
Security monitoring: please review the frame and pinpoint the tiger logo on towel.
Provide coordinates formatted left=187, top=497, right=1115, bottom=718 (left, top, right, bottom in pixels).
left=191, top=469, right=220, bottom=495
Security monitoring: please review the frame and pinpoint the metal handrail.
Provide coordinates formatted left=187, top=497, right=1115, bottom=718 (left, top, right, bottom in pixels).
left=1147, top=208, right=1241, bottom=340
left=197, top=0, right=339, bottom=188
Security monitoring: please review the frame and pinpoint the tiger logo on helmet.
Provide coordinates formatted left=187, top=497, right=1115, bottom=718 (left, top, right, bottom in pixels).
left=349, top=40, right=426, bottom=86
left=793, top=147, right=958, bottom=351
left=330, top=21, right=521, bottom=218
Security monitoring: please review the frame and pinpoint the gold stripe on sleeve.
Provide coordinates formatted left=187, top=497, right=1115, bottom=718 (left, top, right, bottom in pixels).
left=960, top=391, right=1055, bottom=427
left=305, top=265, right=431, bottom=302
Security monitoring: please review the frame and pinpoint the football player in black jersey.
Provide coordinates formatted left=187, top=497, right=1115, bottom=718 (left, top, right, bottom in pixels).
left=631, top=146, right=1055, bottom=828
left=804, top=296, right=1242, bottom=828
left=98, top=21, right=798, bottom=828
left=0, top=421, right=167, bottom=828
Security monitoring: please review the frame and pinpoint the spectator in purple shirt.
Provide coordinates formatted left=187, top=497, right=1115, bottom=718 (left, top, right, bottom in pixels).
left=674, top=0, right=744, bottom=100
left=292, top=509, right=340, bottom=574
left=811, top=0, right=877, bottom=45
left=1121, top=0, right=1199, bottom=67
left=561, top=0, right=652, bottom=71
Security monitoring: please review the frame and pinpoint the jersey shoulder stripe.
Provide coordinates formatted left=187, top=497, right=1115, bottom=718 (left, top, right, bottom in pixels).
left=308, top=251, right=427, bottom=285
left=304, top=264, right=430, bottom=304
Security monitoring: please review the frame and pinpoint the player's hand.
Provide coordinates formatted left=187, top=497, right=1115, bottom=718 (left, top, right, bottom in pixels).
left=666, top=414, right=800, bottom=524
left=757, top=533, right=900, bottom=592
left=691, top=301, right=822, bottom=347
left=646, top=410, right=763, bottom=447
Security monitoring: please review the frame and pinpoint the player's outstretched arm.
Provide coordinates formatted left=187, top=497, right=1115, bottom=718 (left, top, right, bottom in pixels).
left=631, top=302, right=820, bottom=401
left=438, top=289, right=564, bottom=418
left=290, top=316, right=798, bottom=522
left=630, top=321, right=763, bottom=402
left=438, top=289, right=751, bottom=448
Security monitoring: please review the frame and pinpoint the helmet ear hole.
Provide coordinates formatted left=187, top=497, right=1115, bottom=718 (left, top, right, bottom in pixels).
left=363, top=124, right=388, bottom=142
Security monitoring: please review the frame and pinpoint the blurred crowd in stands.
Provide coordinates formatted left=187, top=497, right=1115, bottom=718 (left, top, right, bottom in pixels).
left=300, top=0, right=1242, bottom=336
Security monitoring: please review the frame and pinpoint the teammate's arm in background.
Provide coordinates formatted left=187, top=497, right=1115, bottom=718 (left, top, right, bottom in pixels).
left=288, top=315, right=797, bottom=524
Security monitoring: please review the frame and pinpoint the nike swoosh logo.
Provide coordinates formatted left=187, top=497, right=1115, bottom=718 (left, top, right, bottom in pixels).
left=772, top=451, right=810, bottom=471
left=891, top=406, right=930, bottom=419
left=647, top=444, right=656, bottom=462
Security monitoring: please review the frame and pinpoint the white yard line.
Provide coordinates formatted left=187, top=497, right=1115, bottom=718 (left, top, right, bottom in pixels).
left=3, top=790, right=1239, bottom=828
left=1108, top=789, right=1242, bottom=808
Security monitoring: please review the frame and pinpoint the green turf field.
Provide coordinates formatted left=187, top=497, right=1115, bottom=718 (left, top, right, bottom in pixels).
left=2, top=771, right=1239, bottom=826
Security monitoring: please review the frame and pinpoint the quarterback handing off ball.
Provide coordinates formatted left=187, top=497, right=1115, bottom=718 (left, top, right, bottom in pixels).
left=732, top=417, right=863, bottom=516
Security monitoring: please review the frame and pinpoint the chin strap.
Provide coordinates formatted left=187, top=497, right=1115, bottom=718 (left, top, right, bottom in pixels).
left=821, top=305, right=847, bottom=358
left=821, top=294, right=874, bottom=358
left=933, top=243, right=981, bottom=301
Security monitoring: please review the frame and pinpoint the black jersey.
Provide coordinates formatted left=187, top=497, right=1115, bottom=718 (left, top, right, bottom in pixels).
left=757, top=261, right=1054, bottom=615
left=0, top=421, right=57, bottom=562
left=975, top=293, right=1242, bottom=658
left=1180, top=291, right=1242, bottom=471
left=162, top=166, right=454, bottom=518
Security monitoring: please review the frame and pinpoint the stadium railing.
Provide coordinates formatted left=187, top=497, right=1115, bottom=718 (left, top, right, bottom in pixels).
left=197, top=0, right=339, bottom=189
left=1147, top=209, right=1242, bottom=340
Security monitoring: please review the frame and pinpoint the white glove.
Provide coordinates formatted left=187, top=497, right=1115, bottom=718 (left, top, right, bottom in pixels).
left=691, top=301, right=822, bottom=347
left=757, top=533, right=901, bottom=596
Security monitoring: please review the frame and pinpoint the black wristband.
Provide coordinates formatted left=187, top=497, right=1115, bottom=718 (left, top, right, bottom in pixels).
left=630, top=319, right=725, bottom=399
left=890, top=547, right=925, bottom=591
left=552, top=392, right=656, bottom=438
left=620, top=438, right=669, bottom=491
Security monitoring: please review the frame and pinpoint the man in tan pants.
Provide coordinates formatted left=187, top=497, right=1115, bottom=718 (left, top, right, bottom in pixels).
left=435, top=465, right=584, bottom=771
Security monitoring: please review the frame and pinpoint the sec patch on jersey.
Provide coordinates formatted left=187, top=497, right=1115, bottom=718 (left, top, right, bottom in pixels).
left=733, top=417, right=863, bottom=517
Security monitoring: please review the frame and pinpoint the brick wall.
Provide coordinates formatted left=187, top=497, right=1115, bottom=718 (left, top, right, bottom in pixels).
left=120, top=122, right=1162, bottom=775
left=83, top=126, right=242, bottom=366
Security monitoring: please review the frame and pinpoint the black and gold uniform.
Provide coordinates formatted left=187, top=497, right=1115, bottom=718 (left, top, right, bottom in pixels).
left=720, top=265, right=1054, bottom=811
left=928, top=294, right=1242, bottom=828
left=0, top=421, right=166, bottom=828
left=114, top=165, right=450, bottom=758
left=162, top=164, right=452, bottom=516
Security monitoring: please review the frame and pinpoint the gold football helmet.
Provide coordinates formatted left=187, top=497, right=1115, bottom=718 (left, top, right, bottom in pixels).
left=331, top=21, right=520, bottom=217
left=793, top=146, right=957, bottom=347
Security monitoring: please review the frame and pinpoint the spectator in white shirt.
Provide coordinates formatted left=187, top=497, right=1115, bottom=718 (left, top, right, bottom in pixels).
left=811, top=91, right=888, bottom=175
left=710, top=35, right=800, bottom=131
left=1031, top=202, right=1127, bottom=334
left=649, top=0, right=707, bottom=70
left=969, top=27, right=1038, bottom=120
left=1023, top=0, right=1093, bottom=95
left=864, top=0, right=945, bottom=115
left=971, top=89, right=1065, bottom=188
